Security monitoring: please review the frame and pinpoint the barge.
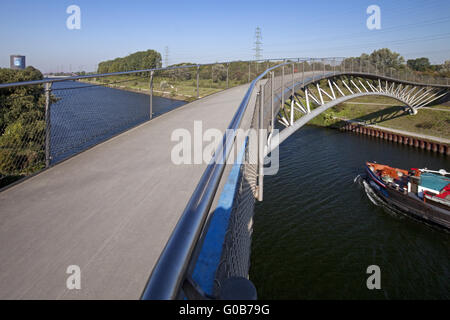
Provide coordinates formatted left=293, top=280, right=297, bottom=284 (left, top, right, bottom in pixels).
left=362, top=162, right=450, bottom=230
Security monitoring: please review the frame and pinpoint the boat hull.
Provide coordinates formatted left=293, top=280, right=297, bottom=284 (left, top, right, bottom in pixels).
left=364, top=165, right=450, bottom=230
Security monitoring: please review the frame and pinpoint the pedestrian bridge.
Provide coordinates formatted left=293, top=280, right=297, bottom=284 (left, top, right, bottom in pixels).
left=0, top=58, right=448, bottom=299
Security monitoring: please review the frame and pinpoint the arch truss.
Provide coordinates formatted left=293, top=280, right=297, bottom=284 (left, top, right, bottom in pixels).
left=279, top=75, right=449, bottom=129
left=268, top=73, right=449, bottom=154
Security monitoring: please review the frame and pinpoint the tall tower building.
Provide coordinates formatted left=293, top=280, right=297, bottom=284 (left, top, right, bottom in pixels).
left=10, top=55, right=26, bottom=70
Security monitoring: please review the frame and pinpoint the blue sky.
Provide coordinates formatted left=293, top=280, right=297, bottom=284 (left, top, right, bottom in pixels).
left=1, top=0, right=450, bottom=72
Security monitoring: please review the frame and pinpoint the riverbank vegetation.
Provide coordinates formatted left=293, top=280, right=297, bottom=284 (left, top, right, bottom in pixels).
left=307, top=97, right=450, bottom=139
left=0, top=66, right=51, bottom=187
left=84, top=59, right=280, bottom=101
left=97, top=49, right=162, bottom=73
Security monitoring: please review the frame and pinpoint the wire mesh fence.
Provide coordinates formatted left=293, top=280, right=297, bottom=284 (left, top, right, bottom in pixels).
left=0, top=59, right=290, bottom=187
left=213, top=94, right=259, bottom=298
left=189, top=58, right=450, bottom=297
left=0, top=89, right=46, bottom=180
left=4, top=57, right=444, bottom=185
left=2, top=57, right=449, bottom=298
left=50, top=75, right=157, bottom=163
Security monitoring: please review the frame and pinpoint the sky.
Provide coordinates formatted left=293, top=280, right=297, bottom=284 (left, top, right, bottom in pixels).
left=1, top=0, right=450, bottom=73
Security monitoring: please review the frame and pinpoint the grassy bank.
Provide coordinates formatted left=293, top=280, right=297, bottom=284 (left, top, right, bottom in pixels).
left=78, top=75, right=246, bottom=102
left=305, top=96, right=450, bottom=139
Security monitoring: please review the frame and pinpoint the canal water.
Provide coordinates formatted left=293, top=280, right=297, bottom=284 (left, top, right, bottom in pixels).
left=50, top=81, right=186, bottom=163
left=250, top=125, right=449, bottom=299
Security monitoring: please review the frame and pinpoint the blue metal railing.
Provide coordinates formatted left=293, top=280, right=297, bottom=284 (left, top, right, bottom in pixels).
left=140, top=60, right=298, bottom=299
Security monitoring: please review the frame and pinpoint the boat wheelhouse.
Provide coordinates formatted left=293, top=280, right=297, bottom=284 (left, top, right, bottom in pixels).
left=363, top=162, right=450, bottom=230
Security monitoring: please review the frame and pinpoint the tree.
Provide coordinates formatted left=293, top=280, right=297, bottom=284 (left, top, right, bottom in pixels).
left=0, top=67, right=49, bottom=176
left=341, top=49, right=405, bottom=72
left=212, top=64, right=227, bottom=82
left=97, top=49, right=162, bottom=73
left=442, top=60, right=450, bottom=72
left=407, top=57, right=431, bottom=72
left=166, top=63, right=196, bottom=81
left=369, top=48, right=404, bottom=69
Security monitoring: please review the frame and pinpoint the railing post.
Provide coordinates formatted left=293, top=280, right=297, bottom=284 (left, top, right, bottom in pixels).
left=196, top=65, right=200, bottom=99
left=149, top=71, right=154, bottom=120
left=302, top=59, right=305, bottom=85
left=44, top=82, right=52, bottom=168
left=258, top=84, right=264, bottom=202
left=226, top=63, right=229, bottom=89
left=312, top=58, right=315, bottom=81
left=211, top=65, right=213, bottom=88
left=292, top=62, right=295, bottom=97
left=248, top=62, right=251, bottom=83
left=271, top=71, right=274, bottom=134
left=281, top=64, right=285, bottom=108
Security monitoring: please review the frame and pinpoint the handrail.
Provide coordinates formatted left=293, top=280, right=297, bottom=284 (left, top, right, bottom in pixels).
left=140, top=60, right=298, bottom=300
left=140, top=57, right=450, bottom=299
left=2, top=55, right=447, bottom=299
left=0, top=57, right=308, bottom=89
left=1, top=56, right=448, bottom=89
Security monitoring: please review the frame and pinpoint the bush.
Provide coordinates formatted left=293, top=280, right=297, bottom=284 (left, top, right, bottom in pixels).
left=160, top=80, right=169, bottom=90
left=333, top=104, right=346, bottom=113
left=0, top=66, right=48, bottom=176
left=415, top=121, right=434, bottom=129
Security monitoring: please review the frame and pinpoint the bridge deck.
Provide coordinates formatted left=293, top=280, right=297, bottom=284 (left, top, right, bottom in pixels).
left=0, top=84, right=249, bottom=299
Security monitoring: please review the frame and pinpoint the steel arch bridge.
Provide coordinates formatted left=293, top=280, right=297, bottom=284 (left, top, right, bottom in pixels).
left=144, top=58, right=450, bottom=299
left=267, top=70, right=450, bottom=154
left=1, top=56, right=449, bottom=300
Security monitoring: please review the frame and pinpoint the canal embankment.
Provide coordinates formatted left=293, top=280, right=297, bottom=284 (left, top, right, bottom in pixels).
left=334, top=118, right=450, bottom=155
left=305, top=97, right=450, bottom=155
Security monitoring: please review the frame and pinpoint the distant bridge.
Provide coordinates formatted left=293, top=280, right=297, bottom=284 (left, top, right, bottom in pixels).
left=0, top=58, right=448, bottom=300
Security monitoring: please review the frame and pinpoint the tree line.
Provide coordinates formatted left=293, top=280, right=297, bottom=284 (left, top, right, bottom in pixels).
left=0, top=48, right=448, bottom=184
left=97, top=49, right=162, bottom=74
